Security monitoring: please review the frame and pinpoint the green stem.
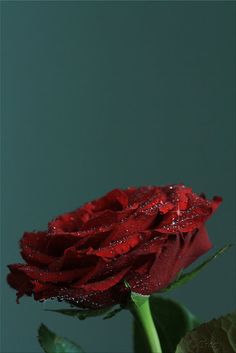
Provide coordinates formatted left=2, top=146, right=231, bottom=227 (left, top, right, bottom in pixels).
left=131, top=298, right=163, bottom=353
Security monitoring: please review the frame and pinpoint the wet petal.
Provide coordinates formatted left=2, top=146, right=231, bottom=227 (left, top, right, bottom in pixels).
left=48, top=246, right=96, bottom=271
left=49, top=205, right=94, bottom=233
left=20, top=231, right=49, bottom=252
left=211, top=196, right=223, bottom=212
left=74, top=268, right=130, bottom=292
left=17, top=265, right=89, bottom=283
left=7, top=264, right=33, bottom=302
left=102, top=212, right=157, bottom=247
left=20, top=232, right=55, bottom=265
left=157, top=198, right=213, bottom=233
left=129, top=226, right=212, bottom=295
left=86, top=233, right=141, bottom=258
left=32, top=282, right=121, bottom=309
left=91, top=189, right=129, bottom=211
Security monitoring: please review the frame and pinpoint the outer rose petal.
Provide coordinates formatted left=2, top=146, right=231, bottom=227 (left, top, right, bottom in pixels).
left=128, top=226, right=212, bottom=295
left=49, top=205, right=94, bottom=233
left=32, top=282, right=124, bottom=309
left=7, top=264, right=33, bottom=301
left=20, top=232, right=55, bottom=266
left=74, top=267, right=130, bottom=291
left=211, top=196, right=222, bottom=212
left=91, top=189, right=129, bottom=211
left=16, top=265, right=89, bottom=283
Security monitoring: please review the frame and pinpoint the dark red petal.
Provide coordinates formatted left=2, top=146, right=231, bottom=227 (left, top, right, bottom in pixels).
left=102, top=212, right=157, bottom=247
left=49, top=205, right=94, bottom=233
left=132, top=234, right=166, bottom=256
left=134, top=256, right=154, bottom=275
left=20, top=232, right=55, bottom=265
left=152, top=228, right=212, bottom=284
left=45, top=233, right=84, bottom=256
left=20, top=231, right=49, bottom=252
left=48, top=246, right=96, bottom=271
left=32, top=282, right=121, bottom=309
left=74, top=267, right=130, bottom=291
left=86, top=233, right=141, bottom=258
left=211, top=196, right=223, bottom=212
left=18, top=265, right=89, bottom=283
left=80, top=210, right=119, bottom=231
left=128, top=226, right=212, bottom=295
left=91, top=189, right=129, bottom=212
left=80, top=205, right=138, bottom=232
left=159, top=202, right=174, bottom=214
left=75, top=258, right=108, bottom=285
left=49, top=189, right=131, bottom=234
left=166, top=184, right=192, bottom=211
left=21, top=248, right=55, bottom=266
left=126, top=186, right=158, bottom=206
left=157, top=191, right=222, bottom=234
left=178, top=226, right=212, bottom=268
left=71, top=231, right=110, bottom=252
left=47, top=228, right=110, bottom=240
left=157, top=205, right=211, bottom=233
left=84, top=232, right=163, bottom=283
left=7, top=264, right=33, bottom=302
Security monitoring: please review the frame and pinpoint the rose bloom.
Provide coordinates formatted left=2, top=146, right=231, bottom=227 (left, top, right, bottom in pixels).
left=7, top=185, right=221, bottom=309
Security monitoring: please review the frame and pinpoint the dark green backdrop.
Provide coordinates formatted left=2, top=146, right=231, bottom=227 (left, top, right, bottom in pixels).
left=1, top=1, right=235, bottom=352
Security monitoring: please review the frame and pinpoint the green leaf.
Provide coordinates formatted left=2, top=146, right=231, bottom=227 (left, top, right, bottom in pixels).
left=46, top=305, right=122, bottom=320
left=163, top=244, right=233, bottom=293
left=133, top=296, right=200, bottom=353
left=38, top=324, right=83, bottom=353
left=176, top=311, right=236, bottom=353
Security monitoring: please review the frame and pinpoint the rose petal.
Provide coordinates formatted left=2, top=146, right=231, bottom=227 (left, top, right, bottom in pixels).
left=32, top=282, right=121, bottom=309
left=16, top=265, right=89, bottom=283
left=92, top=189, right=129, bottom=212
left=128, top=226, right=212, bottom=295
left=20, top=232, right=55, bottom=265
left=48, top=246, right=96, bottom=271
left=86, top=233, right=141, bottom=258
left=157, top=200, right=213, bottom=233
left=49, top=205, right=94, bottom=233
left=7, top=264, right=33, bottom=302
left=74, top=267, right=130, bottom=292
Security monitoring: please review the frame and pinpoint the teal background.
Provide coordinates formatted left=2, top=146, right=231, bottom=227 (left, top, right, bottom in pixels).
left=1, top=1, right=235, bottom=352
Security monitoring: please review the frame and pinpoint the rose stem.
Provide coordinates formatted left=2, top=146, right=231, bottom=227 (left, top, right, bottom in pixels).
left=131, top=298, right=163, bottom=353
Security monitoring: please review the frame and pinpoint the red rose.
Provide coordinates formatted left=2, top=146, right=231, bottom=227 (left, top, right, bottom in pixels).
left=7, top=185, right=221, bottom=309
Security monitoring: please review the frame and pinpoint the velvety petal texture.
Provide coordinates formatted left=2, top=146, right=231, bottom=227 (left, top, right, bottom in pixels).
left=7, top=184, right=222, bottom=308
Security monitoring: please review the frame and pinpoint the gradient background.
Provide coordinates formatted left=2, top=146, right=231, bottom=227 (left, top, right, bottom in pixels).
left=1, top=1, right=235, bottom=353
